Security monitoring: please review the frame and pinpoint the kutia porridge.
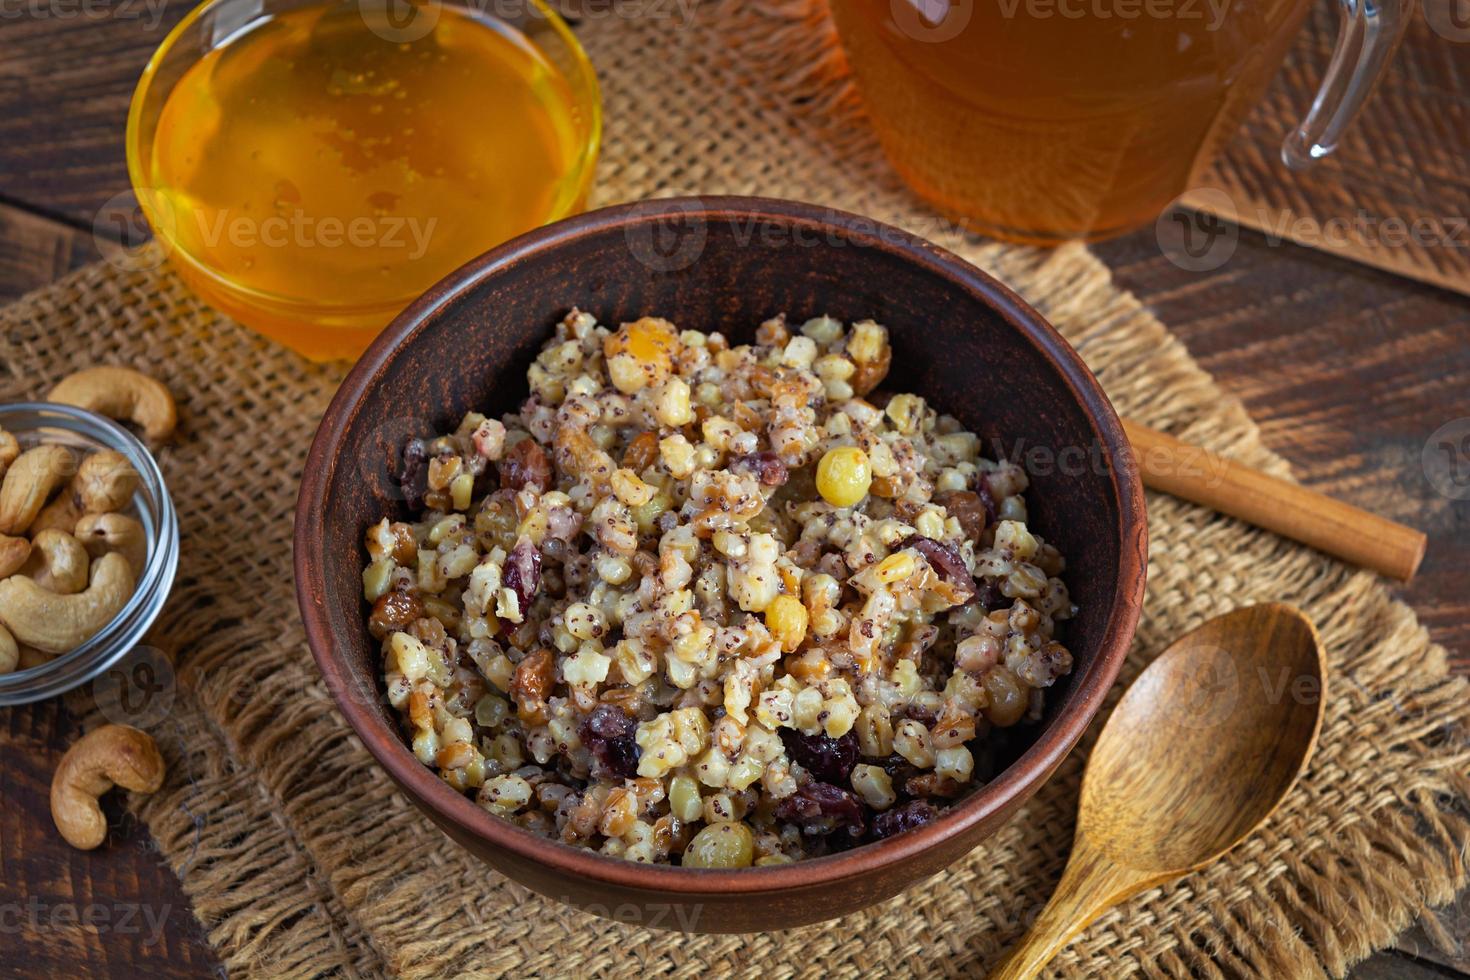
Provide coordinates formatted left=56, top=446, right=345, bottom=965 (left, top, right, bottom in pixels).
left=361, top=311, right=1076, bottom=867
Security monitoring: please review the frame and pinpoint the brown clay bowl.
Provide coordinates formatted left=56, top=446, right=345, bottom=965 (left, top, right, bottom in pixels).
left=295, top=196, right=1147, bottom=933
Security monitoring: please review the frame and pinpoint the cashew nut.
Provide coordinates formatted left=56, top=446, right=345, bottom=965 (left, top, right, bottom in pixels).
left=27, top=450, right=140, bottom=535
left=0, top=623, right=17, bottom=674
left=0, top=534, right=31, bottom=578
left=0, top=552, right=134, bottom=653
left=0, top=445, right=75, bottom=535
left=74, top=512, right=148, bottom=578
left=26, top=494, right=79, bottom=535
left=0, top=428, right=18, bottom=476
left=48, top=367, right=178, bottom=442
left=50, top=724, right=165, bottom=850
left=19, top=529, right=90, bottom=594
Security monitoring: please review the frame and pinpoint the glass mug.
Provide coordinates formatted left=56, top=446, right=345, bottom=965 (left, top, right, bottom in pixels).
left=830, top=0, right=1411, bottom=244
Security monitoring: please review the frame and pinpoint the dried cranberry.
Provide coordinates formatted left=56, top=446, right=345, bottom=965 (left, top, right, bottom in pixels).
left=399, top=440, right=428, bottom=510
left=870, top=800, right=938, bottom=841
left=503, top=536, right=542, bottom=617
left=730, top=452, right=789, bottom=487
left=578, top=704, right=641, bottom=780
left=773, top=782, right=867, bottom=839
left=900, top=535, right=977, bottom=602
left=499, top=438, right=552, bottom=493
left=779, top=728, right=859, bottom=784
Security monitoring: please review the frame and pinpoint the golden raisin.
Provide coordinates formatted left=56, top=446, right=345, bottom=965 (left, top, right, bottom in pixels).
left=622, top=431, right=660, bottom=472
left=369, top=591, right=424, bottom=639
left=849, top=344, right=891, bottom=396
left=509, top=648, right=555, bottom=725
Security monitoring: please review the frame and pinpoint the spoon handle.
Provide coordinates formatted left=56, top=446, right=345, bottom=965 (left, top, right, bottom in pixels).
left=989, top=841, right=1156, bottom=980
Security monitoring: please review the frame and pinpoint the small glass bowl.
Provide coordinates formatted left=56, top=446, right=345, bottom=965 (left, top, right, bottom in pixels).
left=0, top=403, right=180, bottom=706
left=125, top=0, right=602, bottom=362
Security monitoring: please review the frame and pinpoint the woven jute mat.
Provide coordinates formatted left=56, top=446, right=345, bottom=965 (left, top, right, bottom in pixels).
left=3, top=1, right=1466, bottom=976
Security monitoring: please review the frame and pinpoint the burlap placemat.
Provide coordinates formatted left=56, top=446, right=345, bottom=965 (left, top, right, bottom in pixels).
left=3, top=1, right=1465, bottom=976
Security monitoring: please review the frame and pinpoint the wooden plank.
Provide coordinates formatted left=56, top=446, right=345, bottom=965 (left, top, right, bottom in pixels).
left=1093, top=226, right=1470, bottom=670
left=0, top=699, right=218, bottom=978
left=1351, top=952, right=1466, bottom=980
left=0, top=202, right=101, bottom=301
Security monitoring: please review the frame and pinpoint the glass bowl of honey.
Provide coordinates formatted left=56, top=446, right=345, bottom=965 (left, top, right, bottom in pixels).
left=126, top=0, right=600, bottom=361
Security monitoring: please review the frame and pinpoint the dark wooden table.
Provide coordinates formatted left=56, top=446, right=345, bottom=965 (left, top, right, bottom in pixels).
left=2, top=7, right=1467, bottom=979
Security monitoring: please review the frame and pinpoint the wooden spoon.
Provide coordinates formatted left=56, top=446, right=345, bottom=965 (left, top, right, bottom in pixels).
left=990, top=603, right=1327, bottom=979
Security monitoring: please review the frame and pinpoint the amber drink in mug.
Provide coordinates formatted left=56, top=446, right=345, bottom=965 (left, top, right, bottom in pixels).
left=831, top=0, right=1411, bottom=244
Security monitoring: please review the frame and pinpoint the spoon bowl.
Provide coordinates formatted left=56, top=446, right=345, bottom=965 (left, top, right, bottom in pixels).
left=992, top=603, right=1326, bottom=979
left=1081, top=602, right=1325, bottom=875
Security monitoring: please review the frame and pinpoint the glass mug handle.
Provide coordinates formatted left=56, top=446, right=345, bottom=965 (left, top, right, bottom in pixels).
left=1282, top=0, right=1416, bottom=168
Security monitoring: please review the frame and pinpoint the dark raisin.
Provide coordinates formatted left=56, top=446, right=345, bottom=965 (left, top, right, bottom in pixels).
left=871, top=752, right=921, bottom=788
left=973, top=580, right=1010, bottom=612
left=579, top=704, right=641, bottom=780
left=773, top=782, right=866, bottom=840
left=899, top=535, right=977, bottom=602
left=499, top=438, right=552, bottom=493
left=779, top=728, right=859, bottom=783
left=975, top=473, right=999, bottom=526
left=899, top=701, right=938, bottom=726
left=730, top=452, right=789, bottom=487
left=502, top=536, right=542, bottom=617
left=932, top=489, right=987, bottom=542
left=905, top=773, right=965, bottom=799
left=870, top=800, right=938, bottom=840
left=399, top=440, right=428, bottom=510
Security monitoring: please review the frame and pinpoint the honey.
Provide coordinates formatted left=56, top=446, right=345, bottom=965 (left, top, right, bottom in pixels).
left=140, top=0, right=596, bottom=359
